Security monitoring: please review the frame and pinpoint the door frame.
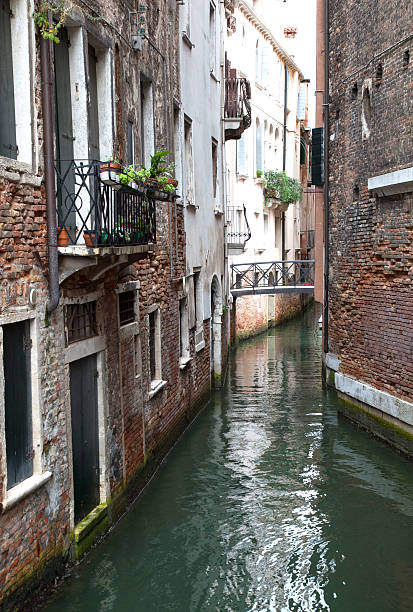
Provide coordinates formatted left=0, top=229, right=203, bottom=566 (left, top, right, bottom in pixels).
left=64, top=333, right=108, bottom=528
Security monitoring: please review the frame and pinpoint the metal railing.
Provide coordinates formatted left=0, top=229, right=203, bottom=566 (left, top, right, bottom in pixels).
left=56, top=160, right=157, bottom=247
left=224, top=76, right=251, bottom=119
left=231, top=260, right=315, bottom=292
left=226, top=205, right=251, bottom=247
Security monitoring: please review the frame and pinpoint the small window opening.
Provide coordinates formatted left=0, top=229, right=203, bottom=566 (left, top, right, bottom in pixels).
left=351, top=82, right=358, bottom=101
left=149, top=311, right=156, bottom=380
left=362, top=87, right=372, bottom=139
left=353, top=184, right=360, bottom=201
left=375, top=63, right=383, bottom=87
left=119, top=291, right=135, bottom=326
left=66, top=301, right=97, bottom=344
left=403, top=49, right=410, bottom=69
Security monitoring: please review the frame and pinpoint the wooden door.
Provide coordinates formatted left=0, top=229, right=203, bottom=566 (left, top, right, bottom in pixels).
left=54, top=27, right=76, bottom=237
left=70, top=354, right=100, bottom=523
left=3, top=320, right=33, bottom=488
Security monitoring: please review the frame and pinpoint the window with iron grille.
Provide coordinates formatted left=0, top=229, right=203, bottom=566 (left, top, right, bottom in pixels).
left=66, top=301, right=97, bottom=344
left=119, top=291, right=136, bottom=326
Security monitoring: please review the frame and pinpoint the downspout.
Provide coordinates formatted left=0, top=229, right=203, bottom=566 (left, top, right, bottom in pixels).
left=282, top=65, right=288, bottom=264
left=323, top=0, right=329, bottom=352
left=40, top=35, right=59, bottom=314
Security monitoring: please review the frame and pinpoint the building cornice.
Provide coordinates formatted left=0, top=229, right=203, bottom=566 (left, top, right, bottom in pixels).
left=236, top=0, right=304, bottom=80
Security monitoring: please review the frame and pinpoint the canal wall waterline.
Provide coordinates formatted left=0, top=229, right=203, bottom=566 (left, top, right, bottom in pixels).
left=324, top=359, right=413, bottom=458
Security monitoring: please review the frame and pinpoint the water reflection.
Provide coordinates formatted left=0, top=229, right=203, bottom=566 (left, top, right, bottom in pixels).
left=44, top=308, right=413, bottom=612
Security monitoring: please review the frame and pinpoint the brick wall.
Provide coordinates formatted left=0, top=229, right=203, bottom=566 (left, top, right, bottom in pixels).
left=328, top=0, right=413, bottom=402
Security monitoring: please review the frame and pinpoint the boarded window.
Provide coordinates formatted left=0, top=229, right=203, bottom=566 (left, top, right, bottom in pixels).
left=66, top=302, right=98, bottom=344
left=3, top=320, right=33, bottom=488
left=0, top=0, right=17, bottom=159
left=119, top=291, right=136, bottom=326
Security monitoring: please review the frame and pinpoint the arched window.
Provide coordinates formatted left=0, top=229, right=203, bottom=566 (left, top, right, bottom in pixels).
left=256, top=119, right=263, bottom=175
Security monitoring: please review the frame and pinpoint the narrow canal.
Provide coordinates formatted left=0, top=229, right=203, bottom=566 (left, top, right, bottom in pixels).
left=44, top=308, right=413, bottom=611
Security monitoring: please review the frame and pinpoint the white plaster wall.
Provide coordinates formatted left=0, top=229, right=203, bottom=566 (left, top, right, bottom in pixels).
left=254, top=0, right=317, bottom=127
left=179, top=0, right=225, bottom=321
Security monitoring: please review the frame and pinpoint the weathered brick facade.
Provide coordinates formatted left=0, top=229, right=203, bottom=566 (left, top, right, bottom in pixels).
left=326, top=0, right=413, bottom=445
left=0, top=1, right=225, bottom=609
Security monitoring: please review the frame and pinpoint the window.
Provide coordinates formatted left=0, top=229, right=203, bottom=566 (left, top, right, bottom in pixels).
left=0, top=0, right=16, bottom=159
left=134, top=334, right=142, bottom=378
left=184, top=116, right=195, bottom=205
left=211, top=138, right=218, bottom=199
left=148, top=308, right=161, bottom=382
left=173, top=105, right=182, bottom=187
left=255, top=40, right=260, bottom=82
left=260, top=43, right=271, bottom=86
left=361, top=85, right=372, bottom=140
left=3, top=320, right=33, bottom=488
left=256, top=120, right=263, bottom=175
left=264, top=213, right=269, bottom=236
left=88, top=44, right=100, bottom=161
left=193, top=271, right=204, bottom=350
left=140, top=78, right=154, bottom=167
left=209, top=3, right=217, bottom=74
left=179, top=298, right=190, bottom=361
left=0, top=0, right=32, bottom=163
left=182, top=0, right=191, bottom=40
left=119, top=291, right=136, bottom=326
left=237, top=131, right=248, bottom=176
left=66, top=301, right=97, bottom=344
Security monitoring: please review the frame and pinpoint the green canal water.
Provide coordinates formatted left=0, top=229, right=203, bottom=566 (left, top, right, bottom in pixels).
left=44, top=308, right=413, bottom=611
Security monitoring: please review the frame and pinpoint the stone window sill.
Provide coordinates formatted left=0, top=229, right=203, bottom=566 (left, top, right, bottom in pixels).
left=148, top=379, right=167, bottom=399
left=186, top=202, right=199, bottom=210
left=1, top=472, right=52, bottom=512
left=182, top=32, right=194, bottom=49
left=179, top=356, right=192, bottom=370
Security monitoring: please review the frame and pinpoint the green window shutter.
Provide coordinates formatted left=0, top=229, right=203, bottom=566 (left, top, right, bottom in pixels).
left=0, top=0, right=17, bottom=159
left=311, top=127, right=324, bottom=185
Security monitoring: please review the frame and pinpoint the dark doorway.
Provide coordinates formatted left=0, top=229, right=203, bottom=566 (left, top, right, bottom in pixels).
left=70, top=354, right=100, bottom=523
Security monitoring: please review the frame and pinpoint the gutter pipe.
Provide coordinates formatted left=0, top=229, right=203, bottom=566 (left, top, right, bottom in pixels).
left=323, top=0, right=329, bottom=352
left=40, top=35, right=59, bottom=314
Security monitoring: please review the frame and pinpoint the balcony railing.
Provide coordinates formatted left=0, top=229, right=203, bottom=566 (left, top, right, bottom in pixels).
left=56, top=160, right=157, bottom=248
left=226, top=205, right=251, bottom=253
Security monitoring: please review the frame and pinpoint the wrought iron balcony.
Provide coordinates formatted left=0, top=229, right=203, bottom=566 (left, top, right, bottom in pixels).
left=230, top=260, right=315, bottom=296
left=56, top=160, right=157, bottom=248
left=226, top=205, right=251, bottom=255
left=224, top=57, right=251, bottom=141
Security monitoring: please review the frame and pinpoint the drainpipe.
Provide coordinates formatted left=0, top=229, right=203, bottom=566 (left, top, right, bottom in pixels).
left=40, top=35, right=59, bottom=314
left=282, top=65, right=288, bottom=266
left=323, top=0, right=330, bottom=352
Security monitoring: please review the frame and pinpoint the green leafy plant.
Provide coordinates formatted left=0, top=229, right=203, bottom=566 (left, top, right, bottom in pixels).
left=119, top=165, right=139, bottom=185
left=256, top=169, right=263, bottom=178
left=263, top=170, right=303, bottom=204
left=147, top=150, right=172, bottom=179
left=34, top=1, right=101, bottom=44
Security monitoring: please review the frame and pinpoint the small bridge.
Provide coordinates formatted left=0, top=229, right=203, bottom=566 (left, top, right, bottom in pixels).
left=230, top=260, right=315, bottom=297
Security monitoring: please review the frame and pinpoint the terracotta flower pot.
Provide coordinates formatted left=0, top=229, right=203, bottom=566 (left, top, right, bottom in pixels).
left=167, top=178, right=178, bottom=188
left=100, top=161, right=121, bottom=186
left=57, top=226, right=70, bottom=247
left=83, top=231, right=96, bottom=248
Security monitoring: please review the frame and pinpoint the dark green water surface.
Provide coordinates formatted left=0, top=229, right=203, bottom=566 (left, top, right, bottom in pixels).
left=44, top=308, right=413, bottom=611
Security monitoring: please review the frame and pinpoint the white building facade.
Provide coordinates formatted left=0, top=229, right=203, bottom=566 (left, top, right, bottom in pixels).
left=225, top=0, right=311, bottom=339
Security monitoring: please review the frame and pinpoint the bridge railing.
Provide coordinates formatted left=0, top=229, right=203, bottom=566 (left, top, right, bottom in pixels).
left=231, top=260, right=315, bottom=291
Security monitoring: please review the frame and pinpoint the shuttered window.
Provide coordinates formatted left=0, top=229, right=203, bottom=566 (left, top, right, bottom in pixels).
left=0, top=0, right=17, bottom=159
left=3, top=320, right=33, bottom=488
left=88, top=44, right=100, bottom=161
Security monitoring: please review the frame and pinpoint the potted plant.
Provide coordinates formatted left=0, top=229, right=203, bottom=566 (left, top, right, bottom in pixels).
left=138, top=153, right=178, bottom=195
left=263, top=170, right=303, bottom=204
left=57, top=226, right=70, bottom=247
left=83, top=230, right=97, bottom=248
left=100, top=159, right=122, bottom=187
left=119, top=165, right=140, bottom=190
